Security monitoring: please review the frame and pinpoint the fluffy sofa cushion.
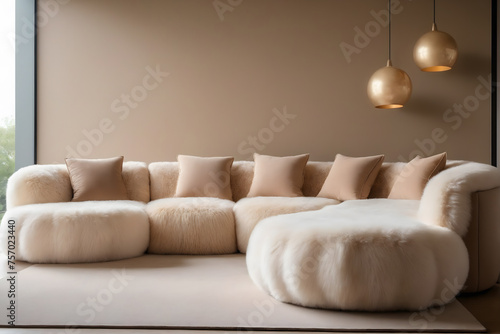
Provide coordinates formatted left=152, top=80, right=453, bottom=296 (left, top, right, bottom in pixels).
left=234, top=196, right=339, bottom=253
left=317, top=154, right=384, bottom=201
left=175, top=155, right=234, bottom=200
left=147, top=197, right=236, bottom=255
left=389, top=152, right=447, bottom=200
left=247, top=153, right=309, bottom=197
left=65, top=156, right=128, bottom=202
left=0, top=201, right=149, bottom=263
left=246, top=199, right=469, bottom=311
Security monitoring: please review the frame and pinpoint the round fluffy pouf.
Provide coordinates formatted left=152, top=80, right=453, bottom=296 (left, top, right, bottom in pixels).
left=0, top=201, right=149, bottom=264
left=246, top=200, right=469, bottom=311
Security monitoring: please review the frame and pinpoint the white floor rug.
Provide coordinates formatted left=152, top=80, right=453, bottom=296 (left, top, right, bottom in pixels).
left=0, top=254, right=485, bottom=332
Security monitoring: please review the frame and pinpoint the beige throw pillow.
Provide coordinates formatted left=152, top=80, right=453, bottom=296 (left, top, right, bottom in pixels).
left=247, top=153, right=309, bottom=197
left=317, top=154, right=384, bottom=201
left=388, top=152, right=447, bottom=200
left=66, top=156, right=129, bottom=202
left=175, top=155, right=234, bottom=200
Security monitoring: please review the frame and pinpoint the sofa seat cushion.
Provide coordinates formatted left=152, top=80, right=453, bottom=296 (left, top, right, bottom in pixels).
left=246, top=199, right=469, bottom=311
left=234, top=196, right=339, bottom=253
left=146, top=197, right=236, bottom=255
left=0, top=201, right=149, bottom=264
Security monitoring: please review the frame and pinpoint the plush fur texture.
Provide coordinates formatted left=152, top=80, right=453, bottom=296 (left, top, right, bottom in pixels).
left=247, top=199, right=469, bottom=311
left=0, top=201, right=149, bottom=263
left=418, top=161, right=500, bottom=236
left=7, top=165, right=73, bottom=209
left=122, top=161, right=150, bottom=202
left=234, top=196, right=339, bottom=253
left=231, top=161, right=255, bottom=201
left=148, top=162, right=179, bottom=200
left=147, top=197, right=237, bottom=255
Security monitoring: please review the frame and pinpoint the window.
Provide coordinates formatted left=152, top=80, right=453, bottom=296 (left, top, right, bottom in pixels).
left=0, top=0, right=15, bottom=220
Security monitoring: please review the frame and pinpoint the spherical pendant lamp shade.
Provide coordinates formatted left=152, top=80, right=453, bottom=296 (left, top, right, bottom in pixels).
left=367, top=60, right=412, bottom=109
left=413, top=23, right=458, bottom=72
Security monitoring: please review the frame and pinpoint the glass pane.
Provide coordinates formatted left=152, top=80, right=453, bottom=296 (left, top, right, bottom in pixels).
left=0, top=0, right=15, bottom=220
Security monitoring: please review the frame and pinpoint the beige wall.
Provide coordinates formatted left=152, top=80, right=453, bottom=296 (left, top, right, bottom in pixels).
left=37, top=0, right=492, bottom=164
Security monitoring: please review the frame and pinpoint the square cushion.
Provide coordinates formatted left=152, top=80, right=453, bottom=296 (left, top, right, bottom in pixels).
left=317, top=154, right=384, bottom=201
left=388, top=152, right=447, bottom=200
left=175, top=155, right=234, bottom=200
left=247, top=153, right=309, bottom=197
left=66, top=156, right=128, bottom=202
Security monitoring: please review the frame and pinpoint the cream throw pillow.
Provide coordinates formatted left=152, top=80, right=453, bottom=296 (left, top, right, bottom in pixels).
left=66, top=156, right=129, bottom=202
left=317, top=154, right=384, bottom=201
left=247, top=153, right=309, bottom=197
left=175, top=155, right=234, bottom=200
left=388, top=152, right=447, bottom=200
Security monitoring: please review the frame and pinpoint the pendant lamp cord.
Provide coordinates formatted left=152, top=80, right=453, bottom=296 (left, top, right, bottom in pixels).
left=388, top=0, right=391, bottom=62
left=433, top=0, right=436, bottom=23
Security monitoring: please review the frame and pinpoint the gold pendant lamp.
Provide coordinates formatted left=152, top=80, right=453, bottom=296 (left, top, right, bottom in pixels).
left=413, top=0, right=458, bottom=72
left=367, top=0, right=412, bottom=109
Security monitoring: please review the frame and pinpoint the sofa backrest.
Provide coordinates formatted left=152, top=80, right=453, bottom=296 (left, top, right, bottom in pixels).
left=369, top=162, right=405, bottom=198
left=122, top=162, right=151, bottom=202
left=148, top=160, right=447, bottom=201
left=7, top=160, right=468, bottom=208
left=149, top=162, right=179, bottom=200
left=229, top=161, right=419, bottom=200
left=6, top=162, right=150, bottom=209
left=148, top=161, right=331, bottom=201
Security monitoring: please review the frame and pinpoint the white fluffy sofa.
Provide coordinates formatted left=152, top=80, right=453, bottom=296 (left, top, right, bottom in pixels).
left=1, top=159, right=500, bottom=305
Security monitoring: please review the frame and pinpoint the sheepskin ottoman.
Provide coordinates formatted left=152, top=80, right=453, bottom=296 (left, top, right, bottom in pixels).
left=146, top=197, right=237, bottom=254
left=246, top=199, right=469, bottom=311
left=0, top=201, right=149, bottom=263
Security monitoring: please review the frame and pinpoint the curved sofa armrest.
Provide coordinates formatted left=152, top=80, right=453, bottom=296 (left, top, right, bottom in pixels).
left=6, top=164, right=73, bottom=209
left=418, top=160, right=500, bottom=237
left=7, top=161, right=150, bottom=209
